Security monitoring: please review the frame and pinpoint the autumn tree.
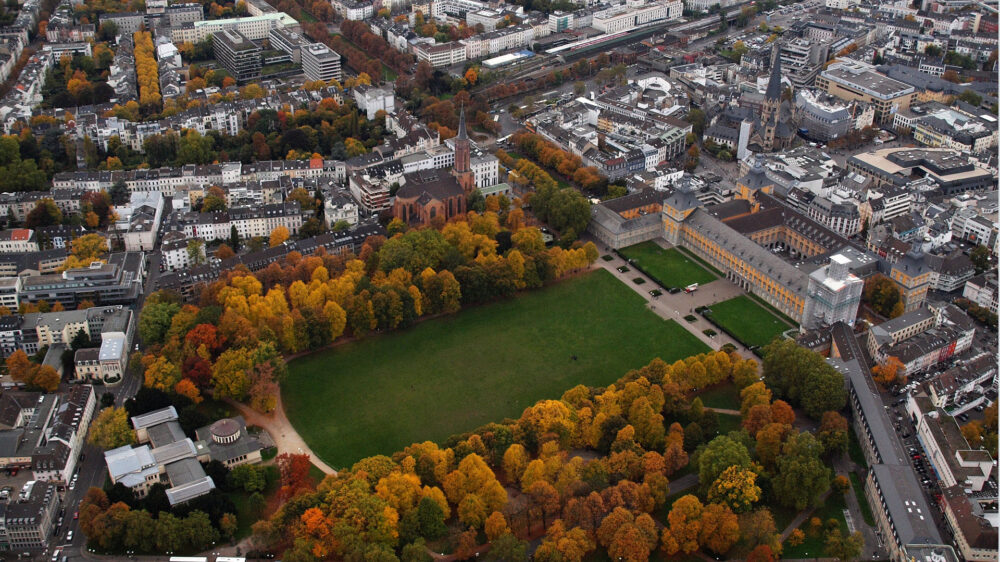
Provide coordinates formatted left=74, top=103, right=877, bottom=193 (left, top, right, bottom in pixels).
left=817, top=411, right=848, bottom=457
left=269, top=226, right=290, bottom=247
left=442, top=454, right=507, bottom=517
left=707, top=466, right=761, bottom=513
left=825, top=528, right=865, bottom=561
left=863, top=274, right=904, bottom=318
left=699, top=435, right=751, bottom=491
left=872, top=356, right=904, bottom=387
left=87, top=407, right=136, bottom=449
left=535, top=519, right=595, bottom=562
left=700, top=502, right=740, bottom=554
left=62, top=233, right=109, bottom=270
left=661, top=495, right=704, bottom=555
left=596, top=507, right=658, bottom=562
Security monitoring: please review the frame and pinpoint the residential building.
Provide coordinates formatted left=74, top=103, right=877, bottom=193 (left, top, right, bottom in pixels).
left=907, top=393, right=994, bottom=492
left=413, top=41, right=466, bottom=68
left=119, top=192, right=165, bottom=252
left=353, top=85, right=393, bottom=120
left=160, top=231, right=205, bottom=272
left=870, top=304, right=976, bottom=376
left=939, top=486, right=998, bottom=562
left=31, top=385, right=96, bottom=484
left=0, top=481, right=58, bottom=551
left=323, top=193, right=358, bottom=229
left=962, top=272, right=997, bottom=314
left=213, top=29, right=261, bottom=82
left=0, top=229, right=38, bottom=253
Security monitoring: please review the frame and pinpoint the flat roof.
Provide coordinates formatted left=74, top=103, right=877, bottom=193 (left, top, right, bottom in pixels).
left=822, top=63, right=914, bottom=98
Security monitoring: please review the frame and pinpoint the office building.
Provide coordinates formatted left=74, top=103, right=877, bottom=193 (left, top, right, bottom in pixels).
left=212, top=29, right=261, bottom=82
left=816, top=61, right=916, bottom=123
left=300, top=42, right=342, bottom=83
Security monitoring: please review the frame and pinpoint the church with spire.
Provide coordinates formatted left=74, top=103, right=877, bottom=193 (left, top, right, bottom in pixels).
left=391, top=105, right=473, bottom=226
left=451, top=105, right=476, bottom=193
left=748, top=46, right=796, bottom=152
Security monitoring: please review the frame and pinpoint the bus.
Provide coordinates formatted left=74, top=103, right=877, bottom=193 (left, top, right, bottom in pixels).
left=168, top=557, right=207, bottom=562
left=685, top=283, right=699, bottom=293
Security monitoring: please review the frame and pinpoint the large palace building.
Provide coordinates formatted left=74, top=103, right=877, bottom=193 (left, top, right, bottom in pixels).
left=595, top=157, right=867, bottom=327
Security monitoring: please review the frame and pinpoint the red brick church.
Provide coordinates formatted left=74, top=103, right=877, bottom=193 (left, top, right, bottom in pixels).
left=393, top=107, right=474, bottom=226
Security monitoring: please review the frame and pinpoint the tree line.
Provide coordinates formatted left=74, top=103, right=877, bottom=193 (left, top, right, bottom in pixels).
left=135, top=213, right=599, bottom=411
left=245, top=340, right=859, bottom=562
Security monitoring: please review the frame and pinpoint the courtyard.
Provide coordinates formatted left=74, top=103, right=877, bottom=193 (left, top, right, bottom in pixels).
left=703, top=295, right=794, bottom=348
left=619, top=242, right=718, bottom=289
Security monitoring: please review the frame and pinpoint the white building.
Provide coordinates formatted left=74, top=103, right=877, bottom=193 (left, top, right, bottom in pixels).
left=592, top=2, right=678, bottom=33
left=962, top=272, right=997, bottom=314
left=413, top=41, right=467, bottom=67
left=471, top=152, right=500, bottom=188
left=170, top=12, right=298, bottom=43
left=0, top=229, right=39, bottom=253
left=353, top=85, right=395, bottom=120
left=119, top=191, right=165, bottom=252
left=324, top=194, right=359, bottom=228
left=160, top=231, right=205, bottom=272
left=801, top=253, right=865, bottom=330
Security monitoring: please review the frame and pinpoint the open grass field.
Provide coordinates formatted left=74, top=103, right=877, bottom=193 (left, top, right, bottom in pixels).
left=619, top=242, right=717, bottom=289
left=283, top=270, right=709, bottom=468
left=705, top=295, right=792, bottom=348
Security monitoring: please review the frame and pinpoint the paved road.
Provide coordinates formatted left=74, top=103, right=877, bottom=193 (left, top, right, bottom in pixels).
left=228, top=394, right=338, bottom=476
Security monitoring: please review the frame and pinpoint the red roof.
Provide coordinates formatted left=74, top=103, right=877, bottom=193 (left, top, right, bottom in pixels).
left=9, top=229, right=31, bottom=241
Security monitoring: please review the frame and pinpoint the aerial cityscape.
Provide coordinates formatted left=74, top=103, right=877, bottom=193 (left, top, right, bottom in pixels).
left=0, top=0, right=992, bottom=558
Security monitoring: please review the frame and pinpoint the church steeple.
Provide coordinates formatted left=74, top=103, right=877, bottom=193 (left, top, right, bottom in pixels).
left=765, top=47, right=783, bottom=102
left=452, top=103, right=475, bottom=193
left=456, top=104, right=468, bottom=141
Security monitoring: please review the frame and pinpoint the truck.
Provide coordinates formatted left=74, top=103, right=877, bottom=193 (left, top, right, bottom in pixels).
left=685, top=283, right=699, bottom=293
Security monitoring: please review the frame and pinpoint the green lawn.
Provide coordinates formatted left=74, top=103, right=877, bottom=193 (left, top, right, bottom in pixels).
left=715, top=412, right=741, bottom=437
left=848, top=427, right=869, bottom=469
left=619, top=242, right=717, bottom=289
left=849, top=472, right=875, bottom=526
left=705, top=295, right=792, bottom=348
left=696, top=383, right=740, bottom=410
left=284, top=270, right=709, bottom=468
left=781, top=492, right=849, bottom=558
